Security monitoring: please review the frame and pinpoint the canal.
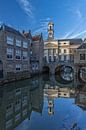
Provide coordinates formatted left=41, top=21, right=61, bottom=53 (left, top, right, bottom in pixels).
left=0, top=74, right=86, bottom=130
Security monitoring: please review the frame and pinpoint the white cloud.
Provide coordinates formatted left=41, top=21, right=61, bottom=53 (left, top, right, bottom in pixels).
left=69, top=7, right=82, bottom=20
left=75, top=9, right=82, bottom=19
left=70, top=30, right=86, bottom=38
left=17, top=0, right=34, bottom=19
left=33, top=17, right=51, bottom=35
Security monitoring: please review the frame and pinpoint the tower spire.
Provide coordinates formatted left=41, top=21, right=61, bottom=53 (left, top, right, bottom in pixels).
left=48, top=21, right=54, bottom=40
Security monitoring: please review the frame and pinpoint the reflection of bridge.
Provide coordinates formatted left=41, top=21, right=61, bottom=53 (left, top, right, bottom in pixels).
left=43, top=61, right=74, bottom=74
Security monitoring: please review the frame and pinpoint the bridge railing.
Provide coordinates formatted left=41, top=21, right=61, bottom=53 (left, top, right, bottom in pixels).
left=43, top=60, right=74, bottom=66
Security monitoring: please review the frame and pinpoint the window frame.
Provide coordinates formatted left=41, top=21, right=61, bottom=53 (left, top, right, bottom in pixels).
left=7, top=48, right=13, bottom=60
left=7, top=36, right=14, bottom=45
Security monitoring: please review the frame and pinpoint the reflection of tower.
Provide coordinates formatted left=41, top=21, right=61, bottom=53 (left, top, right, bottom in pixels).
left=48, top=98, right=54, bottom=115
left=48, top=22, right=54, bottom=40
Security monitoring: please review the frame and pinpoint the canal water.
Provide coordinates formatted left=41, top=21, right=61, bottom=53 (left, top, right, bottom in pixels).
left=0, top=74, right=86, bottom=130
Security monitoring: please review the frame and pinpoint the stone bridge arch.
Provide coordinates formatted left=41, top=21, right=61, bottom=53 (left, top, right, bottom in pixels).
left=43, top=61, right=75, bottom=75
left=78, top=66, right=86, bottom=82
left=42, top=66, right=50, bottom=74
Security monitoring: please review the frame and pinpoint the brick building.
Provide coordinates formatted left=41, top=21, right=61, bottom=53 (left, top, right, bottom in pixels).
left=0, top=24, right=44, bottom=82
left=0, top=24, right=31, bottom=81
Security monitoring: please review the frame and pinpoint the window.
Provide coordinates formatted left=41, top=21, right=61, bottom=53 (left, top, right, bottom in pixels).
left=7, top=48, right=13, bottom=59
left=49, top=56, right=51, bottom=62
left=23, top=64, right=28, bottom=70
left=6, top=119, right=13, bottom=129
left=59, top=55, right=61, bottom=61
left=16, top=39, right=21, bottom=47
left=7, top=36, right=13, bottom=45
left=44, top=49, right=48, bottom=55
left=15, top=113, right=21, bottom=122
left=48, top=49, right=52, bottom=55
left=16, top=50, right=21, bottom=59
left=70, top=49, right=72, bottom=53
left=64, top=55, right=67, bottom=61
left=32, top=64, right=35, bottom=70
left=23, top=51, right=28, bottom=60
left=16, top=64, right=21, bottom=71
left=59, top=42, right=61, bottom=45
left=36, top=64, right=38, bottom=70
left=54, top=56, right=56, bottom=62
left=64, top=49, right=67, bottom=53
left=23, top=41, right=28, bottom=48
left=53, top=49, right=56, bottom=54
left=80, top=54, right=85, bottom=60
left=59, top=49, right=61, bottom=53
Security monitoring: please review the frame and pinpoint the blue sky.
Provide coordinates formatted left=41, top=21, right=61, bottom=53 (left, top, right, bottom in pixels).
left=0, top=0, right=86, bottom=39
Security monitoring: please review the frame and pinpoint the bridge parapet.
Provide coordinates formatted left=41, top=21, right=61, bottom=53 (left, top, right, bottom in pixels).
left=43, top=60, right=74, bottom=74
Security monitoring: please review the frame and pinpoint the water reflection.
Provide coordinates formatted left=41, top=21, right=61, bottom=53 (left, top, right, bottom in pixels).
left=61, top=66, right=74, bottom=81
left=0, top=75, right=86, bottom=130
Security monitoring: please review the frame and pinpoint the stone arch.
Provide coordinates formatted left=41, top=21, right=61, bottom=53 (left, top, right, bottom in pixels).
left=55, top=65, right=63, bottom=75
left=78, top=66, right=86, bottom=82
left=42, top=66, right=50, bottom=74
left=55, top=74, right=73, bottom=85
left=55, top=65, right=74, bottom=81
left=0, top=60, right=3, bottom=79
left=61, top=65, right=74, bottom=73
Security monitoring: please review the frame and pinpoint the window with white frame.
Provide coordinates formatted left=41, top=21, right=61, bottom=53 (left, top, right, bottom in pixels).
left=16, top=50, right=21, bottom=59
left=80, top=54, right=85, bottom=60
left=7, top=48, right=13, bottom=59
left=16, top=64, right=21, bottom=71
left=23, top=51, right=28, bottom=60
left=7, top=36, right=13, bottom=45
left=23, top=41, right=28, bottom=48
left=16, top=39, right=21, bottom=47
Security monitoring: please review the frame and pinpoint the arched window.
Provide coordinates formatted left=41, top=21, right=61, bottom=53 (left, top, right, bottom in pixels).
left=64, top=49, right=67, bottom=53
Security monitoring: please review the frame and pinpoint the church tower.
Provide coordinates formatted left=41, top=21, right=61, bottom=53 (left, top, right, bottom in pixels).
left=48, top=22, right=54, bottom=40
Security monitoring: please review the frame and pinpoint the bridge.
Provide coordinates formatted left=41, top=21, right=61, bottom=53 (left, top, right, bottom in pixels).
left=43, top=61, right=74, bottom=74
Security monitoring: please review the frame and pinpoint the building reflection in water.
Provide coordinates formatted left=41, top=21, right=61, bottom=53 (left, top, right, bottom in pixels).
left=0, top=77, right=44, bottom=130
left=44, top=74, right=86, bottom=116
left=0, top=75, right=86, bottom=130
left=75, top=86, right=86, bottom=110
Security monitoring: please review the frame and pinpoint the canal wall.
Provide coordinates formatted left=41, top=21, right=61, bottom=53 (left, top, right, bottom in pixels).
left=0, top=71, right=31, bottom=86
left=0, top=71, right=44, bottom=86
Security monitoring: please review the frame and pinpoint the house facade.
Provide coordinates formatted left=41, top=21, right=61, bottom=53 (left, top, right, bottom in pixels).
left=58, top=39, right=82, bottom=63
left=30, top=34, right=44, bottom=74
left=0, top=24, right=31, bottom=81
left=44, top=22, right=58, bottom=63
left=44, top=22, right=82, bottom=65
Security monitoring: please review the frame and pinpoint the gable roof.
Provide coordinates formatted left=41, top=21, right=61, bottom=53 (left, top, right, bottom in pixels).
left=58, top=38, right=82, bottom=45
left=78, top=43, right=86, bottom=49
left=0, top=24, right=24, bottom=38
left=32, top=35, right=41, bottom=41
left=23, top=30, right=32, bottom=39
